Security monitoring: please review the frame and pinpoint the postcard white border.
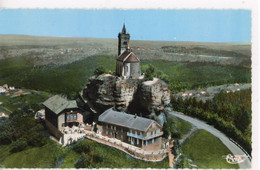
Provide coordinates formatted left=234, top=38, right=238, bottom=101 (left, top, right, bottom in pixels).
left=0, top=0, right=258, bottom=169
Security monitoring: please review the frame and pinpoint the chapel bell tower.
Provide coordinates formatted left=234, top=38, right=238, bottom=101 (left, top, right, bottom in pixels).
left=118, top=24, right=130, bottom=56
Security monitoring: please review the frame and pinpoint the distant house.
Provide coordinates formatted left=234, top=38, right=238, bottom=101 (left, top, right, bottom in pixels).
left=98, top=108, right=163, bottom=150
left=43, top=95, right=84, bottom=142
left=0, top=87, right=6, bottom=93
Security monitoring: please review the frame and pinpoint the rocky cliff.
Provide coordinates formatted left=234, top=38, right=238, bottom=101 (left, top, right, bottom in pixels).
left=82, top=74, right=171, bottom=125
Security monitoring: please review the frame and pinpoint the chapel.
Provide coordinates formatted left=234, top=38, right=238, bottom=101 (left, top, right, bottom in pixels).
left=116, top=24, right=141, bottom=79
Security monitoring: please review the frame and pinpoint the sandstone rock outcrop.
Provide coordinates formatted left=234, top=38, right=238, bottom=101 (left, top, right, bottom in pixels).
left=83, top=74, right=171, bottom=125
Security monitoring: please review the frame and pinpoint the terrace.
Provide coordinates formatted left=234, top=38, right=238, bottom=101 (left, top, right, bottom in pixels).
left=84, top=130, right=169, bottom=162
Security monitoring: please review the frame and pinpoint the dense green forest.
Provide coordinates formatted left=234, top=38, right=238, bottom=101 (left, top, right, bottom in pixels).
left=0, top=56, right=251, bottom=98
left=172, top=89, right=252, bottom=154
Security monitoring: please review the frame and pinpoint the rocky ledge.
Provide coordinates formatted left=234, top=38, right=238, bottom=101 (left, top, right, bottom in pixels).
left=82, top=74, right=171, bottom=125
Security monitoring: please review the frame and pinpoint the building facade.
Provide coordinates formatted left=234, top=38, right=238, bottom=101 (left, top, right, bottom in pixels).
left=43, top=95, right=84, bottom=141
left=98, top=108, right=163, bottom=151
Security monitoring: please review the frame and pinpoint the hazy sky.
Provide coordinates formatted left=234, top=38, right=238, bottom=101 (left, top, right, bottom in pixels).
left=0, top=9, right=251, bottom=42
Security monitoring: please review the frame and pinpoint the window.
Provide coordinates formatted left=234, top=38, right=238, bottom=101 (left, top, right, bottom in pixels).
left=153, top=130, right=155, bottom=135
left=111, top=125, right=113, bottom=130
left=147, top=131, right=151, bottom=137
left=121, top=135, right=123, bottom=139
left=154, top=138, right=159, bottom=143
left=147, top=139, right=153, bottom=145
left=137, top=139, right=139, bottom=145
left=157, top=129, right=160, bottom=134
left=152, top=122, right=156, bottom=127
left=114, top=126, right=116, bottom=130
left=73, top=115, right=77, bottom=119
left=121, top=128, right=123, bottom=133
left=106, top=130, right=108, bottom=135
left=125, top=66, right=128, bottom=73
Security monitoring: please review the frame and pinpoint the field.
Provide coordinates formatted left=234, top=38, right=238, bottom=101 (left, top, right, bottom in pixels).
left=182, top=129, right=239, bottom=169
left=0, top=35, right=251, bottom=68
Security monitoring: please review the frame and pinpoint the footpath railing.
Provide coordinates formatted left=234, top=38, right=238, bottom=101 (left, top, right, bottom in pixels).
left=85, top=131, right=168, bottom=162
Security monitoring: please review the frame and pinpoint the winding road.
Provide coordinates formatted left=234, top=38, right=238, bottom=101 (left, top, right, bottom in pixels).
left=169, top=111, right=251, bottom=169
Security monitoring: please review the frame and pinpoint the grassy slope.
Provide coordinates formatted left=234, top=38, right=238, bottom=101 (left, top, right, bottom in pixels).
left=0, top=140, right=59, bottom=168
left=182, top=129, right=239, bottom=169
left=68, top=139, right=169, bottom=168
left=173, top=116, right=193, bottom=137
left=0, top=139, right=168, bottom=168
left=166, top=113, right=193, bottom=138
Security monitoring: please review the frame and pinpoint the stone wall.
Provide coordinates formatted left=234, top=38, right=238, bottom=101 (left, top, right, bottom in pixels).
left=45, top=119, right=63, bottom=140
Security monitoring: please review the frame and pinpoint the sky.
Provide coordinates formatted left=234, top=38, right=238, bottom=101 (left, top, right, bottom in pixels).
left=0, top=9, right=251, bottom=42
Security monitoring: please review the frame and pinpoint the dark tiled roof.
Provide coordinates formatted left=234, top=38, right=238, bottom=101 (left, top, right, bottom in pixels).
left=98, top=108, right=155, bottom=132
left=117, top=50, right=140, bottom=63
left=43, top=95, right=78, bottom=115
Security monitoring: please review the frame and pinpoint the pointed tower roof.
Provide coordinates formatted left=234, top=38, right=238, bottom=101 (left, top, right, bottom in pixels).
left=122, top=23, right=126, bottom=34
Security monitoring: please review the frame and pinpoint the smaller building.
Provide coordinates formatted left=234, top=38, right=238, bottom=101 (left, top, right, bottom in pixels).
left=43, top=95, right=84, bottom=143
left=98, top=108, right=163, bottom=151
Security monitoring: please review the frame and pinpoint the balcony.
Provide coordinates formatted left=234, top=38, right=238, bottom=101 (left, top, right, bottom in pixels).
left=127, top=131, right=163, bottom=140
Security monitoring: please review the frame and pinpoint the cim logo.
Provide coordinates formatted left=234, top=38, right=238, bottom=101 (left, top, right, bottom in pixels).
left=222, top=154, right=248, bottom=164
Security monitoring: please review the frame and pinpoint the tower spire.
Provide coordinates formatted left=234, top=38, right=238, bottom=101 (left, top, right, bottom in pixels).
left=122, top=23, right=126, bottom=34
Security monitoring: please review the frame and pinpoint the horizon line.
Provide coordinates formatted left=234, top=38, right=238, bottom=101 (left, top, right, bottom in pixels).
left=0, top=34, right=251, bottom=44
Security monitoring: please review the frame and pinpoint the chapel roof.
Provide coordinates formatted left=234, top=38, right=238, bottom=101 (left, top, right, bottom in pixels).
left=117, top=49, right=140, bottom=63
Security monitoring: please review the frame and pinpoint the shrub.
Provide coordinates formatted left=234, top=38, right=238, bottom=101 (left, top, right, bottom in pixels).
left=75, top=152, right=102, bottom=168
left=10, top=140, right=28, bottom=153
left=73, top=140, right=91, bottom=153
left=144, top=64, right=155, bottom=81
left=0, top=119, right=12, bottom=145
left=94, top=66, right=106, bottom=76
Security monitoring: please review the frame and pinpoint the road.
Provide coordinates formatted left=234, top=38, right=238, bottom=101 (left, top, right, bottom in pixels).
left=169, top=111, right=251, bottom=169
